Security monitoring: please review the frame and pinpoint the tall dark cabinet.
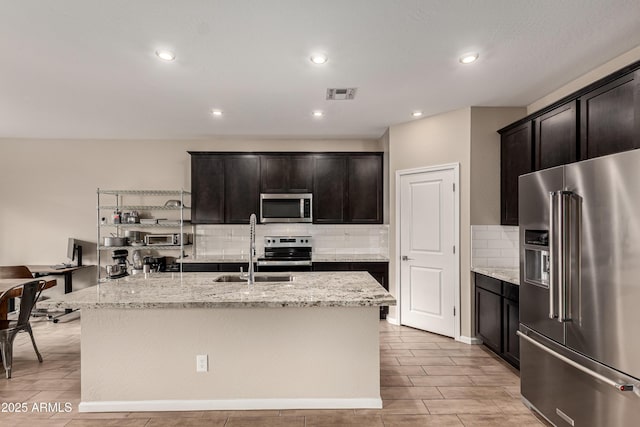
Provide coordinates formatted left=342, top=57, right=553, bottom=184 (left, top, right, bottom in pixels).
left=348, top=155, right=383, bottom=223
left=224, top=155, right=260, bottom=223
left=313, top=155, right=347, bottom=224
left=580, top=70, right=640, bottom=159
left=313, top=155, right=348, bottom=223
left=500, top=122, right=532, bottom=226
left=191, top=154, right=224, bottom=224
left=534, top=101, right=577, bottom=170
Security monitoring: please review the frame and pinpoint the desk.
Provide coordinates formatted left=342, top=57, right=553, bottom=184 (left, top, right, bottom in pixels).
left=28, top=265, right=90, bottom=318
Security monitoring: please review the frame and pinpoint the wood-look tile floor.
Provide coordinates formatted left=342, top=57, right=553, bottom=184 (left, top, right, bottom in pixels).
left=0, top=317, right=544, bottom=426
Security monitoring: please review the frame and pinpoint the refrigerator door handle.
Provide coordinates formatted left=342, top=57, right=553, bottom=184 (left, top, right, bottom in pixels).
left=549, top=191, right=558, bottom=320
left=558, top=191, right=573, bottom=322
left=517, top=331, right=638, bottom=394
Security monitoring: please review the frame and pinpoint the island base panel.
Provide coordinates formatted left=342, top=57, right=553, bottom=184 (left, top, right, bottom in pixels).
left=80, top=306, right=381, bottom=411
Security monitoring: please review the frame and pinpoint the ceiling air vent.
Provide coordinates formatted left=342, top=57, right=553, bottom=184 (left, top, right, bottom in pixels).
left=326, top=88, right=357, bottom=100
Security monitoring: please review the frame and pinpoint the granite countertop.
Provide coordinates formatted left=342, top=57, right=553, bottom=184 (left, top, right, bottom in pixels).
left=181, top=254, right=390, bottom=263
left=471, top=267, right=520, bottom=286
left=39, top=272, right=396, bottom=310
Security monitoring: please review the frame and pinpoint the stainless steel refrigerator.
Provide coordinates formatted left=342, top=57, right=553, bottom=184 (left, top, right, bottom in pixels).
left=519, top=149, right=640, bottom=426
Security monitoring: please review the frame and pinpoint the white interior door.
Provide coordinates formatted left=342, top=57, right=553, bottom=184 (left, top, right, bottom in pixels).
left=399, top=165, right=458, bottom=337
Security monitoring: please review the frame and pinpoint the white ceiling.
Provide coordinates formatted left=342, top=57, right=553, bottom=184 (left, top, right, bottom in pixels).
left=1, top=0, right=639, bottom=140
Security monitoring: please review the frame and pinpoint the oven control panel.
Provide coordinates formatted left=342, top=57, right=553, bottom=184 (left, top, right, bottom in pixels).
left=264, top=236, right=312, bottom=247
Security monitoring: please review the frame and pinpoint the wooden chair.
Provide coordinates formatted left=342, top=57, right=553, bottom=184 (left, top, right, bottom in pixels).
left=0, top=280, right=46, bottom=378
left=0, top=266, right=56, bottom=320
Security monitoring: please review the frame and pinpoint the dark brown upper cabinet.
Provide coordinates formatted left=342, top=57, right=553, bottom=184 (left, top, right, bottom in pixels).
left=191, top=152, right=383, bottom=224
left=313, top=155, right=348, bottom=223
left=313, top=153, right=383, bottom=224
left=534, top=100, right=578, bottom=170
left=500, top=122, right=532, bottom=226
left=260, top=155, right=313, bottom=193
left=348, top=155, right=383, bottom=223
left=579, top=70, right=640, bottom=160
left=224, top=155, right=260, bottom=223
left=191, top=154, right=224, bottom=224
left=190, top=153, right=259, bottom=224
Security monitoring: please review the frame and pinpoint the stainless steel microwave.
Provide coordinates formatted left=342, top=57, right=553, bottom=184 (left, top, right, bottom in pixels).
left=260, top=193, right=312, bottom=223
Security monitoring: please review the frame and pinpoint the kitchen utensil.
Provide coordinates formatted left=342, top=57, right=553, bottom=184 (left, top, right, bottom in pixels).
left=164, top=200, right=181, bottom=207
left=124, top=230, right=144, bottom=243
left=132, top=250, right=143, bottom=269
left=106, top=264, right=127, bottom=278
left=143, top=256, right=166, bottom=272
left=128, top=210, right=140, bottom=223
left=103, top=236, right=128, bottom=247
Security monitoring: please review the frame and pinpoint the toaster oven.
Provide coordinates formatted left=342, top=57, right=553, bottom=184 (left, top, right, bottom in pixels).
left=144, top=233, right=188, bottom=246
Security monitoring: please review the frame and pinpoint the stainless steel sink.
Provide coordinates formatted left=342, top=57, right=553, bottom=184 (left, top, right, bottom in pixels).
left=214, top=274, right=293, bottom=283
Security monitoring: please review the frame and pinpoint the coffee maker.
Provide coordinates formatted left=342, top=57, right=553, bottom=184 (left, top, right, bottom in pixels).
left=107, top=249, right=128, bottom=278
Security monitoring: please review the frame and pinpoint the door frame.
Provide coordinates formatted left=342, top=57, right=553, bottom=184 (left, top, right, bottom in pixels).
left=395, top=163, right=460, bottom=340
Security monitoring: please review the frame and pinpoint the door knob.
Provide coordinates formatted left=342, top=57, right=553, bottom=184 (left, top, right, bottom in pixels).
left=401, top=255, right=413, bottom=261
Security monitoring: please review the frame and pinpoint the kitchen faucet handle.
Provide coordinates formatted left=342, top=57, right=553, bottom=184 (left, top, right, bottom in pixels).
left=239, top=266, right=248, bottom=278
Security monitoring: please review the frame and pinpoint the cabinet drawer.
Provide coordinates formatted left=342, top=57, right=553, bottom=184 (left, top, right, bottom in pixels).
left=475, top=273, right=502, bottom=295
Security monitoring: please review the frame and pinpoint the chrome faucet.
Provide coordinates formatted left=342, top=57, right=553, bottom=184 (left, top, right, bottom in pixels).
left=247, top=213, right=256, bottom=285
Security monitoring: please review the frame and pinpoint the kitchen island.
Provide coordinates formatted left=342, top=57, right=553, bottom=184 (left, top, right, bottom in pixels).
left=41, top=272, right=395, bottom=413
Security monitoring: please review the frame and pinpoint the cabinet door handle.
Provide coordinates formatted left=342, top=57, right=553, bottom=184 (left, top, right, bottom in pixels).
left=401, top=255, right=413, bottom=261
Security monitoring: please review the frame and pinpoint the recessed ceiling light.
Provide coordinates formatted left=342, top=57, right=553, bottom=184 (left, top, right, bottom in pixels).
left=412, top=111, right=423, bottom=118
left=459, top=52, right=479, bottom=64
left=211, top=110, right=223, bottom=117
left=310, top=54, right=328, bottom=65
left=312, top=110, right=324, bottom=117
left=155, top=50, right=176, bottom=61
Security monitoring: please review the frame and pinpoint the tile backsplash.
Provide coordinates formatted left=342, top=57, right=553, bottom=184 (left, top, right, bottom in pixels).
left=471, top=225, right=519, bottom=268
left=195, top=224, right=389, bottom=257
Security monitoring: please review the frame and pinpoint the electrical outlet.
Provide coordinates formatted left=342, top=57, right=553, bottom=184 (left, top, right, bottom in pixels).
left=196, top=354, right=208, bottom=372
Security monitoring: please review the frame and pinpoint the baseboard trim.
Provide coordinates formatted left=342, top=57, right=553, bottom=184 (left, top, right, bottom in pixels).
left=385, top=316, right=399, bottom=325
left=457, top=335, right=483, bottom=345
left=79, top=398, right=383, bottom=413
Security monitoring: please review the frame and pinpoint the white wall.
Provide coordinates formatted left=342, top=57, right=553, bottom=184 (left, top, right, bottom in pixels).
left=527, top=44, right=640, bottom=113
left=0, top=138, right=381, bottom=291
left=388, top=107, right=472, bottom=334
left=470, top=107, right=527, bottom=225
left=387, top=107, right=528, bottom=338
left=81, top=306, right=380, bottom=407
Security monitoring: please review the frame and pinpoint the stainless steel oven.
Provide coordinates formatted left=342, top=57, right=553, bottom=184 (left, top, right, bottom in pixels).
left=260, top=193, right=312, bottom=223
left=257, top=236, right=312, bottom=272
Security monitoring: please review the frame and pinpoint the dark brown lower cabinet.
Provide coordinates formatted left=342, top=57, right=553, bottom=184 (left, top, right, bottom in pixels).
left=475, top=273, right=520, bottom=368
left=475, top=286, right=502, bottom=355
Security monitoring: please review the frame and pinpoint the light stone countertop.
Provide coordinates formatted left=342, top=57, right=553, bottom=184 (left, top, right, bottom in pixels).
left=471, top=267, right=520, bottom=286
left=180, top=254, right=390, bottom=263
left=39, top=272, right=396, bottom=310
